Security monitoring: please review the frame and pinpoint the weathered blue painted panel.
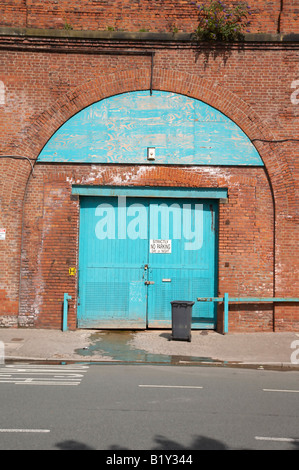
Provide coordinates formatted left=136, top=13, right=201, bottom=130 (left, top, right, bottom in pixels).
left=38, top=91, right=263, bottom=166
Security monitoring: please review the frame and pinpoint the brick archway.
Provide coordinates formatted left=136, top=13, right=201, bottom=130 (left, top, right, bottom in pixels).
left=2, top=67, right=297, bottom=324
left=10, top=67, right=295, bottom=215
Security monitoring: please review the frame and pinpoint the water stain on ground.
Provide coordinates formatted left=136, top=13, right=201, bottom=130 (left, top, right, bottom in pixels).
left=75, top=330, right=216, bottom=365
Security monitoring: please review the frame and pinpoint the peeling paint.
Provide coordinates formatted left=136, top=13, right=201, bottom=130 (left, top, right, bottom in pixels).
left=38, top=91, right=263, bottom=167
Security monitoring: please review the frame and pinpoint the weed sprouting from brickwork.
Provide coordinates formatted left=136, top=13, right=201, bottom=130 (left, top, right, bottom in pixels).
left=191, top=0, right=251, bottom=41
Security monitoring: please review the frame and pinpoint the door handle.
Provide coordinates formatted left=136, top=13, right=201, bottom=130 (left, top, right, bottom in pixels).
left=145, top=281, right=155, bottom=285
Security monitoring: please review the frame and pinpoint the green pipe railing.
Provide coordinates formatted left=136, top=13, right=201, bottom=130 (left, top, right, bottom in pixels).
left=63, top=293, right=72, bottom=332
left=197, top=295, right=299, bottom=334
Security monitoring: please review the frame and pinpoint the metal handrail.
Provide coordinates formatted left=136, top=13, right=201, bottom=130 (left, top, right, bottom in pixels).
left=197, top=294, right=299, bottom=334
left=63, top=293, right=72, bottom=332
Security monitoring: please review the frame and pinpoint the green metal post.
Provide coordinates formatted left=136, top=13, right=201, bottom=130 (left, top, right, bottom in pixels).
left=224, top=293, right=229, bottom=334
left=63, top=293, right=72, bottom=332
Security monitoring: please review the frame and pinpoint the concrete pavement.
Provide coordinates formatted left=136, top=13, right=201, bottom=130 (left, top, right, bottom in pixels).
left=1, top=328, right=299, bottom=368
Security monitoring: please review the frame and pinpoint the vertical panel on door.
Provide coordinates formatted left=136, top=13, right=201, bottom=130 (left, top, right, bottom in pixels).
left=147, top=199, right=218, bottom=329
left=77, top=196, right=148, bottom=328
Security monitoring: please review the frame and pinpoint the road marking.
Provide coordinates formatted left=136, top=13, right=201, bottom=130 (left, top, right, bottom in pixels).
left=0, top=372, right=83, bottom=377
left=0, top=364, right=88, bottom=386
left=0, top=429, right=50, bottom=433
left=0, top=380, right=81, bottom=386
left=139, top=385, right=203, bottom=389
left=255, top=436, right=299, bottom=443
left=263, top=389, right=299, bottom=393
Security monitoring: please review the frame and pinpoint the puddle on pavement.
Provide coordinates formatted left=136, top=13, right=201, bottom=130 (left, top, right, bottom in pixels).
left=75, top=330, right=217, bottom=365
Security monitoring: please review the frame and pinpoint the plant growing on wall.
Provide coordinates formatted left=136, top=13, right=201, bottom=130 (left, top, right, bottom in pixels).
left=192, top=0, right=251, bottom=41
left=63, top=20, right=73, bottom=30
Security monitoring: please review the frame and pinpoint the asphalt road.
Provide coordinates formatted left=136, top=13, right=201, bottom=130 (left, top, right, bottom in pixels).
left=0, top=363, right=299, bottom=453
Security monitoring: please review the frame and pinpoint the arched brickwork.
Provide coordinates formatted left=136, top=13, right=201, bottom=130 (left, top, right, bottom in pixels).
left=2, top=67, right=297, bottom=327
left=9, top=67, right=296, bottom=216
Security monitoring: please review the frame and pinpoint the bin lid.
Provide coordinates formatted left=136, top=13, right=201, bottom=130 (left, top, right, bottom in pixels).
left=171, top=301, right=195, bottom=306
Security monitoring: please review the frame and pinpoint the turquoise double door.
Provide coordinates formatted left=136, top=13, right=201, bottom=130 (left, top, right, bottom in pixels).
left=77, top=195, right=218, bottom=329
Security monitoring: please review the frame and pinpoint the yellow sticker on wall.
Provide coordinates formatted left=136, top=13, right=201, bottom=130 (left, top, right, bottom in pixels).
left=69, top=267, right=76, bottom=276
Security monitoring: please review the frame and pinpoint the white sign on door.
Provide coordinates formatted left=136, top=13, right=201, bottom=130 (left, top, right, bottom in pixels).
left=150, top=239, right=172, bottom=254
left=0, top=229, right=6, bottom=240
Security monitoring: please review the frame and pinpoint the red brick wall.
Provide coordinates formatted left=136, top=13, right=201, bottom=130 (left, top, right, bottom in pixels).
left=0, top=26, right=298, bottom=331
left=20, top=164, right=274, bottom=331
left=0, top=0, right=298, bottom=34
